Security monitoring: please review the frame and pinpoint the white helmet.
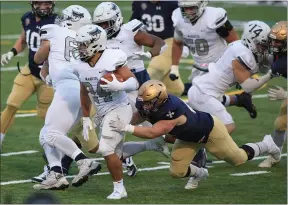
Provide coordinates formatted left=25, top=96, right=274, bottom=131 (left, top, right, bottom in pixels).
left=56, top=5, right=92, bottom=31
left=93, top=2, right=123, bottom=39
left=178, top=0, right=208, bottom=23
left=241, top=21, right=271, bottom=63
left=74, top=25, right=107, bottom=62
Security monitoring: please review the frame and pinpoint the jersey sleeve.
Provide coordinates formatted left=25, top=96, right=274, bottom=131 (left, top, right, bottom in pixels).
left=39, top=24, right=58, bottom=41
left=124, top=19, right=145, bottom=36
left=106, top=49, right=128, bottom=72
left=130, top=1, right=141, bottom=21
left=207, top=7, right=228, bottom=30
left=271, top=56, right=287, bottom=78
left=20, top=12, right=32, bottom=28
left=236, top=49, right=257, bottom=72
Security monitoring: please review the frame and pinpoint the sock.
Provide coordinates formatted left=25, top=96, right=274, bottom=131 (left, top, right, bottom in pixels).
left=74, top=152, right=87, bottom=162
left=61, top=155, right=73, bottom=175
left=123, top=156, right=135, bottom=167
left=113, top=179, right=124, bottom=191
left=0, top=133, right=5, bottom=145
left=241, top=141, right=268, bottom=159
left=50, top=166, right=63, bottom=174
left=222, top=95, right=234, bottom=107
left=272, top=130, right=287, bottom=152
left=184, top=164, right=202, bottom=178
left=122, top=142, right=146, bottom=159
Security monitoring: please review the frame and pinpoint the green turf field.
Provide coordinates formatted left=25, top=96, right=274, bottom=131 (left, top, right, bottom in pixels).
left=0, top=1, right=287, bottom=204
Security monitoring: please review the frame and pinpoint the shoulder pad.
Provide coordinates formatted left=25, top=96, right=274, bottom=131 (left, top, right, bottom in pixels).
left=123, top=19, right=145, bottom=35
left=105, top=49, right=128, bottom=72
left=206, top=7, right=227, bottom=29
left=235, top=45, right=257, bottom=71
left=21, top=11, right=33, bottom=22
left=39, top=24, right=58, bottom=41
left=172, top=8, right=182, bottom=28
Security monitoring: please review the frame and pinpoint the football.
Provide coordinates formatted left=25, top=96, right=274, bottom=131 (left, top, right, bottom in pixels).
left=100, top=72, right=124, bottom=85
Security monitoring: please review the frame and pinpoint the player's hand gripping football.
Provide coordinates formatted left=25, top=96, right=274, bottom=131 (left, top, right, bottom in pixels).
left=1, top=51, right=14, bottom=66
left=100, top=74, right=123, bottom=91
left=268, top=86, right=287, bottom=101
left=82, top=117, right=93, bottom=141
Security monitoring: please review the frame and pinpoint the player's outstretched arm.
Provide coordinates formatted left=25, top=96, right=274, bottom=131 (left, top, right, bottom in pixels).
left=233, top=59, right=273, bottom=93
left=134, top=31, right=167, bottom=58
left=1, top=29, right=26, bottom=66
left=34, top=40, right=50, bottom=64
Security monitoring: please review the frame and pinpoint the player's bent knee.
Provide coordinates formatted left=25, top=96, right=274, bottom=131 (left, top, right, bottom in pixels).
left=43, top=131, right=59, bottom=147
left=97, top=141, right=115, bottom=157
left=274, top=116, right=287, bottom=132
left=88, top=144, right=99, bottom=153
left=169, top=166, right=186, bottom=178
left=39, top=127, right=47, bottom=146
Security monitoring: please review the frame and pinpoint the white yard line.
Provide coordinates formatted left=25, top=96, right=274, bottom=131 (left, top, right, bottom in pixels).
left=1, top=150, right=38, bottom=157
left=230, top=171, right=271, bottom=176
left=1, top=153, right=286, bottom=186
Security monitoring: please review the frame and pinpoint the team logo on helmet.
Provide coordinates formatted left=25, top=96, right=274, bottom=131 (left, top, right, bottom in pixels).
left=88, top=28, right=102, bottom=41
left=111, top=3, right=117, bottom=10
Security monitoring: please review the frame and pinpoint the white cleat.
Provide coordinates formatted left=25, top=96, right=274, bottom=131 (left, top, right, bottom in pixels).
left=258, top=155, right=281, bottom=168
left=33, top=171, right=69, bottom=190
left=72, top=159, right=101, bottom=187
left=148, top=136, right=170, bottom=158
left=123, top=157, right=138, bottom=177
left=31, top=165, right=50, bottom=183
left=262, top=135, right=281, bottom=161
left=185, top=168, right=209, bottom=190
left=107, top=188, right=128, bottom=200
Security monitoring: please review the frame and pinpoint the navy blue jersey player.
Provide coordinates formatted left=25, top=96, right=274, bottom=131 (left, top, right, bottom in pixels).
left=258, top=21, right=287, bottom=168
left=0, top=1, right=56, bottom=149
left=110, top=80, right=281, bottom=189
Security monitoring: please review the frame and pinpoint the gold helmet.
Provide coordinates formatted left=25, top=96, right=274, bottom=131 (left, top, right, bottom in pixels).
left=268, top=21, right=287, bottom=54
left=137, top=80, right=168, bottom=112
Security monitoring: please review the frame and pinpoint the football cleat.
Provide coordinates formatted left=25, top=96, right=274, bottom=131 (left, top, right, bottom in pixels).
left=33, top=171, right=69, bottom=190
left=123, top=157, right=138, bottom=177
left=235, top=92, right=257, bottom=119
left=258, top=155, right=281, bottom=168
left=72, top=159, right=101, bottom=187
left=185, top=168, right=209, bottom=190
left=31, top=165, right=50, bottom=183
left=262, top=135, right=281, bottom=161
left=107, top=188, right=128, bottom=200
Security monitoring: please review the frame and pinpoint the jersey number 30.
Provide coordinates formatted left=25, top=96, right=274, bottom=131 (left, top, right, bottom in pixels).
left=141, top=14, right=164, bottom=32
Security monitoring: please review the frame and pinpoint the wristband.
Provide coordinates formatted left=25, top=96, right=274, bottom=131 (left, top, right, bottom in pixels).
left=10, top=48, right=18, bottom=56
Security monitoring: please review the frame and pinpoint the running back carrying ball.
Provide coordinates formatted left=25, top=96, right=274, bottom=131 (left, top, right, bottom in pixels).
left=100, top=72, right=124, bottom=85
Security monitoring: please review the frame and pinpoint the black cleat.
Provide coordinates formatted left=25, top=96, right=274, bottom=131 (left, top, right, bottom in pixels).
left=235, top=92, right=257, bottom=119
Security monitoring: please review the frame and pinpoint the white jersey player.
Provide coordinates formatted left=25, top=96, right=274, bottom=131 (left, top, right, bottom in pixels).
left=170, top=0, right=239, bottom=83
left=92, top=1, right=169, bottom=177
left=33, top=5, right=101, bottom=190
left=188, top=21, right=273, bottom=133
left=73, top=24, right=139, bottom=199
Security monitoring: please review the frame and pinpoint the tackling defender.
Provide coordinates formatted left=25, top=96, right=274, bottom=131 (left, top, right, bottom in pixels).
left=0, top=1, right=56, bottom=146
left=258, top=21, right=287, bottom=168
left=109, top=80, right=281, bottom=190
left=93, top=2, right=169, bottom=177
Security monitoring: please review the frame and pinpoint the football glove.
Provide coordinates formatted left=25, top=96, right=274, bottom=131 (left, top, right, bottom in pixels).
left=133, top=51, right=152, bottom=60
left=109, top=116, right=134, bottom=133
left=100, top=74, right=123, bottom=91
left=169, top=65, right=180, bottom=81
left=1, top=51, right=14, bottom=66
left=82, top=117, right=93, bottom=141
left=268, top=86, right=287, bottom=101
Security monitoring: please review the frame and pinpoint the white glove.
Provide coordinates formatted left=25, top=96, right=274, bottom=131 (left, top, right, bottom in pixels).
left=45, top=75, right=53, bottom=87
left=100, top=74, right=123, bottom=91
left=181, top=46, right=189, bottom=58
left=82, top=117, right=93, bottom=141
left=1, top=51, right=14, bottom=66
left=134, top=51, right=152, bottom=60
left=268, top=86, right=287, bottom=101
left=109, top=116, right=134, bottom=134
left=169, top=65, right=180, bottom=81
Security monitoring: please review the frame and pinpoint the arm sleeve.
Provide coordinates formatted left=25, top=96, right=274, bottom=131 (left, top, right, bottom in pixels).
left=39, top=24, right=56, bottom=41
left=125, top=19, right=145, bottom=36
left=207, top=7, right=228, bottom=30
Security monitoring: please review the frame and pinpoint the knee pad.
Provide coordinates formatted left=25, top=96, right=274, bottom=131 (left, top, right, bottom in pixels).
left=43, top=131, right=59, bottom=147
left=39, top=126, right=47, bottom=146
left=169, top=154, right=188, bottom=178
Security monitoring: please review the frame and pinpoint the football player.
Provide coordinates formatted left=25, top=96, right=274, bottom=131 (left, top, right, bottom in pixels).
left=188, top=21, right=272, bottom=134
left=130, top=0, right=188, bottom=96
left=109, top=80, right=281, bottom=190
left=258, top=21, right=287, bottom=168
left=93, top=2, right=169, bottom=177
left=73, top=24, right=139, bottom=199
left=0, top=1, right=56, bottom=145
left=32, top=5, right=101, bottom=190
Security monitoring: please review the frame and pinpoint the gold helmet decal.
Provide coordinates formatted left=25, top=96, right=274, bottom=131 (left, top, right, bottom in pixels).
left=268, top=21, right=287, bottom=54
left=138, top=80, right=168, bottom=111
